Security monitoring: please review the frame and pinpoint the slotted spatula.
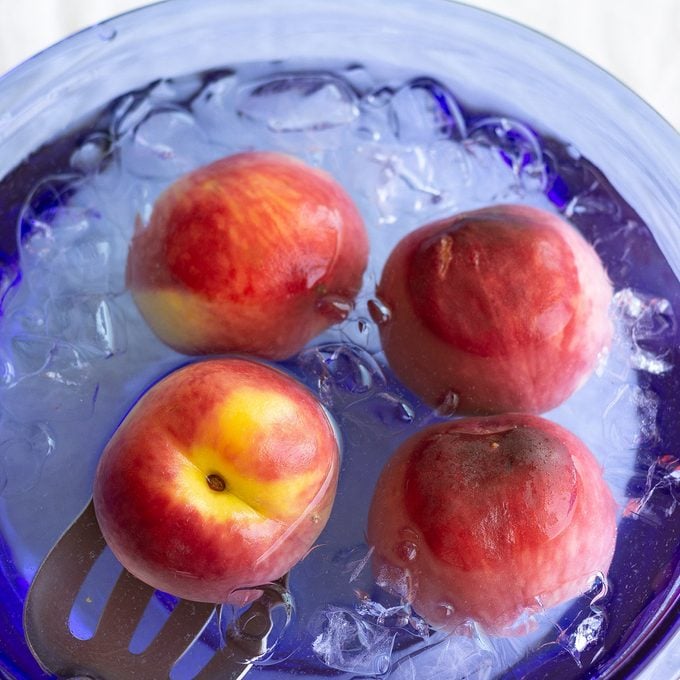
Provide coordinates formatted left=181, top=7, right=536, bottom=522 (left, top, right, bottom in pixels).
left=23, top=500, right=290, bottom=680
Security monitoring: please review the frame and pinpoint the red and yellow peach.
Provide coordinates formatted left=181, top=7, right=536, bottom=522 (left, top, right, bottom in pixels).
left=93, top=358, right=339, bottom=603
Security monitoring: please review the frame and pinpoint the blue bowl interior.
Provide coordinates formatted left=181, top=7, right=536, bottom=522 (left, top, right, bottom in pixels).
left=0, top=1, right=679, bottom=679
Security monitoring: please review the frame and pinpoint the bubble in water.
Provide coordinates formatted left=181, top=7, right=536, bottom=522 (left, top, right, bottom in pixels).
left=236, top=73, right=359, bottom=132
left=96, top=24, right=117, bottom=42
left=311, top=606, right=394, bottom=675
left=315, top=294, right=354, bottom=322
left=388, top=77, right=466, bottom=143
left=439, top=603, right=455, bottom=618
left=395, top=541, right=418, bottom=563
left=367, top=298, right=391, bottom=325
left=368, top=392, right=415, bottom=428
left=435, top=391, right=460, bottom=417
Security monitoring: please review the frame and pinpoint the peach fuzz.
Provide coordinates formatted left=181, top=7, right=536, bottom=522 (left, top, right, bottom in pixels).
left=127, top=151, right=368, bottom=359
left=93, top=358, right=339, bottom=604
left=367, top=414, right=617, bottom=636
left=374, top=204, right=613, bottom=414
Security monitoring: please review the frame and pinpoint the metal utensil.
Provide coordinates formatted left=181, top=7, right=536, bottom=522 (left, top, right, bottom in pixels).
left=24, top=500, right=290, bottom=680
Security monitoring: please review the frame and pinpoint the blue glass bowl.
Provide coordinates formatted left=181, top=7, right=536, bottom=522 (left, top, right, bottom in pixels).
left=0, top=1, right=678, bottom=678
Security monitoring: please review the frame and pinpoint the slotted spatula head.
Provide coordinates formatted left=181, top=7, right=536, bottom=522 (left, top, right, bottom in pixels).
left=23, top=499, right=290, bottom=680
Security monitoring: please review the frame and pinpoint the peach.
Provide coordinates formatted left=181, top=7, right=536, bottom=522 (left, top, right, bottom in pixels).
left=93, top=358, right=339, bottom=603
left=367, top=414, right=617, bottom=635
left=127, top=151, right=368, bottom=359
left=374, top=204, right=613, bottom=414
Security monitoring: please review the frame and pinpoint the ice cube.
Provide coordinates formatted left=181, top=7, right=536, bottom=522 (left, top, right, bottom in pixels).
left=613, top=288, right=675, bottom=375
left=557, top=609, right=606, bottom=666
left=70, top=132, right=113, bottom=175
left=388, top=77, right=466, bottom=143
left=191, top=72, right=240, bottom=145
left=467, top=117, right=548, bottom=193
left=389, top=633, right=497, bottom=680
left=603, top=383, right=659, bottom=449
left=311, top=606, right=394, bottom=675
left=149, top=74, right=204, bottom=104
left=236, top=73, right=358, bottom=132
left=0, top=419, right=54, bottom=497
left=119, top=106, right=214, bottom=179
left=0, top=342, right=98, bottom=423
left=45, top=295, right=128, bottom=358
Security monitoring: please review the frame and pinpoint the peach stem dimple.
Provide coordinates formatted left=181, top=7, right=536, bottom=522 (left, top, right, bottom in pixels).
left=207, top=473, right=227, bottom=492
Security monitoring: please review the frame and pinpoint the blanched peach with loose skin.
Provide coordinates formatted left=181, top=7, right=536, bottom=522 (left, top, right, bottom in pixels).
left=93, top=358, right=339, bottom=604
left=127, top=151, right=368, bottom=359
left=367, top=414, right=617, bottom=635
left=375, top=204, right=613, bottom=414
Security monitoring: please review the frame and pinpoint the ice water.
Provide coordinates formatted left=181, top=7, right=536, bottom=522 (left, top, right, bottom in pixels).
left=0, top=59, right=678, bottom=679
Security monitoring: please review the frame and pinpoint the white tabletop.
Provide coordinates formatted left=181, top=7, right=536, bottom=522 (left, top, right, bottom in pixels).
left=0, top=0, right=678, bottom=131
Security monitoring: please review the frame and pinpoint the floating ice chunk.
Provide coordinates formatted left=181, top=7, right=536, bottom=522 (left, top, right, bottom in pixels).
left=388, top=77, right=466, bottom=143
left=360, top=145, right=450, bottom=225
left=390, top=633, right=497, bottom=680
left=467, top=117, right=548, bottom=192
left=0, top=255, right=19, bottom=315
left=356, top=88, right=395, bottom=142
left=0, top=419, right=54, bottom=497
left=119, top=106, right=213, bottom=179
left=46, top=238, right=119, bottom=296
left=311, top=606, right=394, bottom=675
left=624, top=454, right=680, bottom=521
left=45, top=296, right=127, bottom=358
left=0, top=342, right=98, bottom=423
left=18, top=175, right=84, bottom=253
left=602, top=384, right=659, bottom=450
left=236, top=73, right=359, bottom=132
left=70, top=132, right=113, bottom=175
left=9, top=334, right=53, bottom=379
left=370, top=392, right=415, bottom=427
left=149, top=74, right=204, bottom=104
left=342, top=64, right=376, bottom=96
left=612, top=288, right=675, bottom=375
left=191, top=72, right=239, bottom=144
left=556, top=608, right=606, bottom=667
left=111, top=92, right=154, bottom=138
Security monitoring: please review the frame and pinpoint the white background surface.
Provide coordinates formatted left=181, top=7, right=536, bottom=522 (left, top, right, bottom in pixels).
left=0, top=0, right=678, bottom=131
